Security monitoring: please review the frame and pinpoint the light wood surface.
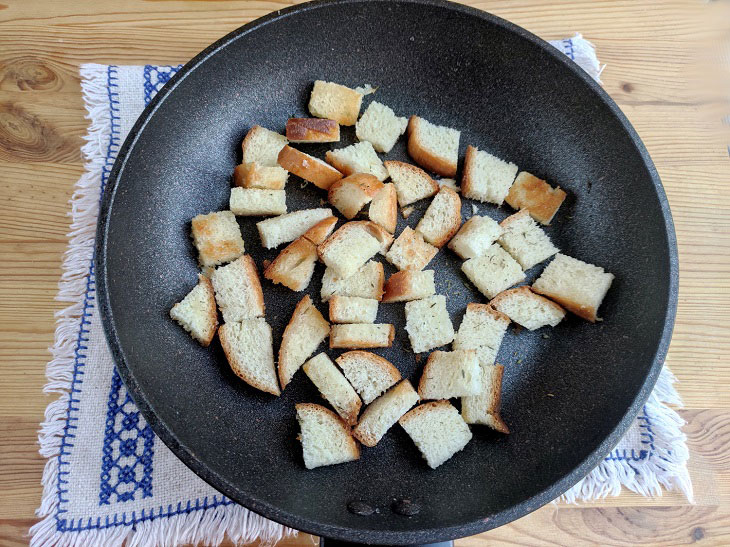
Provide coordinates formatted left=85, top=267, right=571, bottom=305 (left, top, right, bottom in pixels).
left=1, top=1, right=728, bottom=545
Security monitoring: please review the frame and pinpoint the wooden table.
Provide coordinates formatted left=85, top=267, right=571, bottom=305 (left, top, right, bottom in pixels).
left=1, top=1, right=728, bottom=545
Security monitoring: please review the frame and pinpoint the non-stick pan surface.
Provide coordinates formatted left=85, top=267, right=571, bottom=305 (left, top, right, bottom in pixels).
left=96, top=0, right=678, bottom=543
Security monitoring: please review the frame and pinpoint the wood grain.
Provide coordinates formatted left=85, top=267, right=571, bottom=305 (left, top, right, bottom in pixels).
left=0, top=0, right=728, bottom=545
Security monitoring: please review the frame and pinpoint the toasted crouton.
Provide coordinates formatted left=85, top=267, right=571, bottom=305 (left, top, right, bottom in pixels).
left=263, top=237, right=317, bottom=291
left=418, top=349, right=482, bottom=399
left=415, top=187, right=462, bottom=247
left=277, top=145, right=344, bottom=190
left=498, top=210, right=559, bottom=270
left=330, top=324, right=395, bottom=349
left=229, top=187, right=287, bottom=216
left=318, top=221, right=391, bottom=279
left=169, top=275, right=218, bottom=347
left=355, top=101, right=408, bottom=153
left=368, top=183, right=397, bottom=233
left=326, top=141, right=388, bottom=181
left=531, top=253, right=614, bottom=322
left=296, top=403, right=360, bottom=469
left=353, top=380, right=420, bottom=447
left=191, top=210, right=245, bottom=267
left=328, top=174, right=384, bottom=219
left=321, top=260, right=384, bottom=302
left=219, top=318, right=280, bottom=396
left=438, top=178, right=460, bottom=192
left=399, top=400, right=472, bottom=468
left=461, top=364, right=509, bottom=433
left=302, top=216, right=338, bottom=246
left=329, top=296, right=378, bottom=324
left=382, top=270, right=436, bottom=303
left=241, top=125, right=288, bottom=167
left=385, top=227, right=438, bottom=271
left=462, top=244, right=525, bottom=299
left=211, top=255, right=265, bottom=323
left=453, top=303, right=510, bottom=366
left=308, top=81, right=363, bottom=126
left=233, top=162, right=288, bottom=190
left=336, top=351, right=401, bottom=404
left=448, top=215, right=503, bottom=259
left=461, top=145, right=518, bottom=205
left=302, top=353, right=361, bottom=425
left=407, top=116, right=460, bottom=177
left=286, top=118, right=340, bottom=143
left=384, top=160, right=439, bottom=207
left=505, top=171, right=567, bottom=225
left=256, top=208, right=333, bottom=249
left=490, top=286, right=566, bottom=330
left=404, top=295, right=454, bottom=353
left=278, top=295, right=330, bottom=388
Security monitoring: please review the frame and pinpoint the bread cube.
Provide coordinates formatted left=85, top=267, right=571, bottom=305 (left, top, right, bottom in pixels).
left=407, top=115, right=460, bottom=177
left=355, top=101, right=408, bottom=153
left=329, top=296, right=378, bottom=324
left=233, top=162, right=288, bottom=190
left=330, top=324, right=395, bottom=349
left=531, top=253, right=614, bottom=322
left=308, top=80, right=363, bottom=126
left=277, top=145, right=343, bottom=190
left=191, top=210, right=245, bottom=267
left=336, top=351, right=401, bottom=404
left=385, top=227, right=438, bottom=271
left=318, top=221, right=390, bottom=279
left=229, top=187, right=287, bottom=216
left=256, top=208, right=333, bottom=249
left=461, top=145, right=518, bottom=205
left=453, top=303, right=510, bottom=366
left=326, top=141, right=388, bottom=181
left=169, top=275, right=217, bottom=347
left=385, top=160, right=439, bottom=207
left=462, top=244, right=525, bottom=299
left=490, top=286, right=565, bottom=330
left=498, top=210, right=559, bottom=270
left=415, top=186, right=462, bottom=247
left=303, top=353, right=361, bottom=425
left=368, top=183, right=398, bottom=233
left=241, top=125, right=288, bottom=167
left=321, top=260, right=384, bottom=302
left=418, top=349, right=482, bottom=399
left=382, top=269, right=436, bottom=303
left=448, top=215, right=503, bottom=259
left=286, top=118, right=340, bottom=143
left=461, top=364, right=509, bottom=433
left=505, top=171, right=567, bottom=225
left=328, top=173, right=384, bottom=219
left=353, top=380, right=419, bottom=447
left=211, top=255, right=265, bottom=323
left=278, top=295, right=330, bottom=388
left=404, top=295, right=454, bottom=353
left=296, top=403, right=360, bottom=469
left=263, top=237, right=317, bottom=291
left=302, top=216, right=338, bottom=246
left=219, top=318, right=280, bottom=396
left=399, top=400, right=472, bottom=468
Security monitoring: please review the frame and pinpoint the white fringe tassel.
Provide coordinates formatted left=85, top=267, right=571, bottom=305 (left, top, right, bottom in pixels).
left=30, top=64, right=295, bottom=547
left=560, top=366, right=694, bottom=504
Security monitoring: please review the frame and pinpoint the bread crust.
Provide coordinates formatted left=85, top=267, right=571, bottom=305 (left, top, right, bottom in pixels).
left=399, top=399, right=452, bottom=426
left=407, top=116, right=458, bottom=177
left=302, top=216, right=338, bottom=246
left=505, top=171, right=567, bottom=225
left=465, top=302, right=510, bottom=325
left=329, top=324, right=395, bottom=349
left=286, top=118, right=340, bottom=143
left=219, top=321, right=280, bottom=396
left=335, top=350, right=402, bottom=385
left=382, top=270, right=433, bottom=303
left=232, top=255, right=265, bottom=317
left=368, top=183, right=397, bottom=233
left=353, top=380, right=418, bottom=447
left=277, top=145, right=343, bottom=190
left=485, top=365, right=509, bottom=434
left=460, top=144, right=478, bottom=200
left=232, top=162, right=287, bottom=190
left=263, top=237, right=317, bottom=291
left=197, top=274, right=218, bottom=347
left=530, top=287, right=598, bottom=322
left=295, top=403, right=360, bottom=461
left=490, top=285, right=566, bottom=316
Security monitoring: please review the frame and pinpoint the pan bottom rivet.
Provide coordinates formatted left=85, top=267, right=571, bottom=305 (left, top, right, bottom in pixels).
left=392, top=498, right=420, bottom=517
left=347, top=500, right=375, bottom=516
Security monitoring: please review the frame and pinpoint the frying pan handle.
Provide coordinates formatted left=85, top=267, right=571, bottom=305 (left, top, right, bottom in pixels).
left=320, top=539, right=454, bottom=547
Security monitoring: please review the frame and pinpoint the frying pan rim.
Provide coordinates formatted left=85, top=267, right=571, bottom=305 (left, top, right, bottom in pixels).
left=95, top=0, right=679, bottom=543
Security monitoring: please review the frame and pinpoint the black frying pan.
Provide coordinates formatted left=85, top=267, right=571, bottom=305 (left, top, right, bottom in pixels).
left=96, top=0, right=678, bottom=544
